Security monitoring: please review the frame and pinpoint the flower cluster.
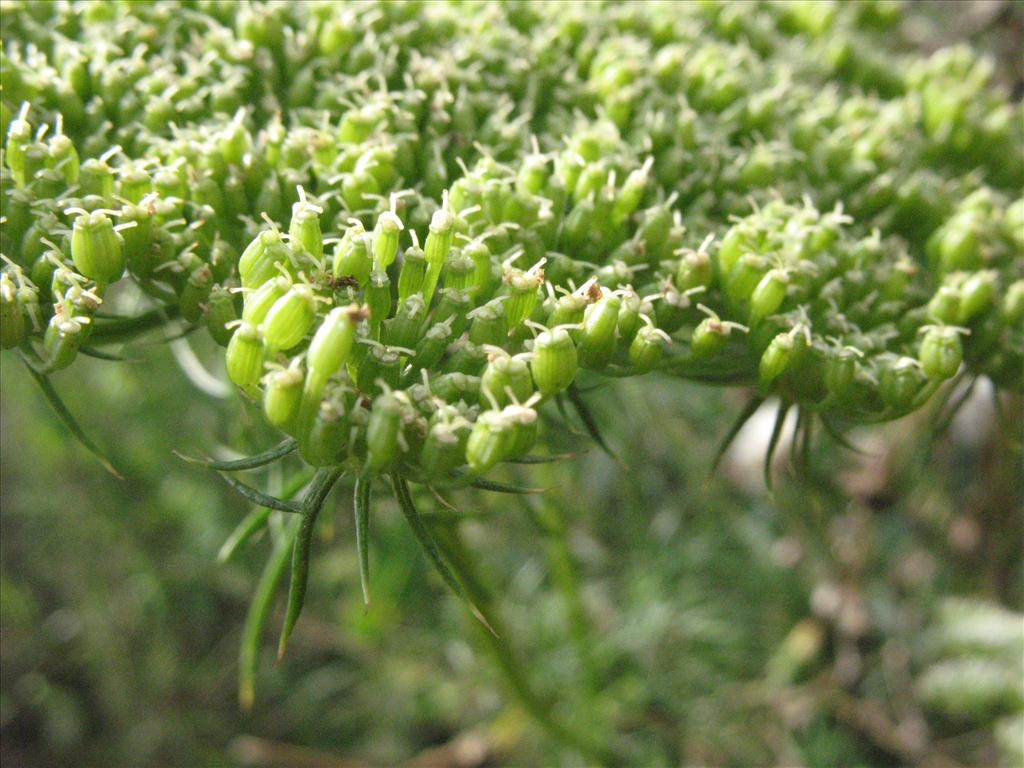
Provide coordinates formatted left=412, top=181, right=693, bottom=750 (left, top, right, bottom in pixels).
left=2, top=0, right=1021, bottom=681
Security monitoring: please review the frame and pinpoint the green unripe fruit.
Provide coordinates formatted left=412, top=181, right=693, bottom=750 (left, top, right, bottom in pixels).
left=178, top=264, right=213, bottom=324
left=421, top=205, right=456, bottom=305
left=612, top=160, right=652, bottom=225
left=879, top=356, right=925, bottom=411
left=749, top=268, right=790, bottom=324
left=43, top=312, right=88, bottom=370
left=5, top=105, right=32, bottom=186
left=0, top=274, right=26, bottom=349
left=356, top=343, right=404, bottom=394
left=288, top=197, right=323, bottom=261
left=411, top=319, right=454, bottom=371
left=692, top=316, right=734, bottom=359
left=675, top=250, right=714, bottom=292
left=225, top=322, right=265, bottom=393
left=263, top=283, right=317, bottom=351
left=957, top=270, right=996, bottom=324
left=119, top=203, right=155, bottom=277
left=1003, top=281, right=1024, bottom=326
left=578, top=292, right=621, bottom=369
left=397, top=246, right=427, bottom=302
left=365, top=391, right=403, bottom=475
left=117, top=166, right=150, bottom=204
left=302, top=400, right=349, bottom=466
left=433, top=372, right=481, bottom=405
left=263, top=364, right=304, bottom=432
left=365, top=270, right=392, bottom=329
left=431, top=288, right=472, bottom=337
left=628, top=323, right=670, bottom=373
left=69, top=210, right=125, bottom=283
left=78, top=158, right=115, bottom=201
left=531, top=327, right=578, bottom=396
left=239, top=229, right=292, bottom=289
left=824, top=347, right=860, bottom=400
left=307, top=304, right=365, bottom=381
left=919, top=327, right=964, bottom=380
left=372, top=210, right=403, bottom=270
left=758, top=333, right=794, bottom=387
left=617, top=290, right=646, bottom=344
left=503, top=402, right=540, bottom=458
left=481, top=353, right=534, bottom=407
left=927, top=285, right=962, bottom=324
left=466, top=409, right=514, bottom=475
left=332, top=231, right=373, bottom=286
left=243, top=276, right=289, bottom=325
left=468, top=300, right=508, bottom=347
left=206, top=285, right=238, bottom=347
left=384, top=294, right=427, bottom=350
left=420, top=418, right=469, bottom=480
left=442, top=251, right=475, bottom=291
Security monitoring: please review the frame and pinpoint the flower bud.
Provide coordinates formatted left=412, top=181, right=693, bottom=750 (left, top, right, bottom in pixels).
left=919, top=326, right=964, bottom=380
left=263, top=283, right=317, bottom=351
left=69, top=209, right=125, bottom=284
left=531, top=327, right=578, bottom=396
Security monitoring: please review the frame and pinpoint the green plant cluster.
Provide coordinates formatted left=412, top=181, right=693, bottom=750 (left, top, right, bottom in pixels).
left=1, top=0, right=1022, bottom=713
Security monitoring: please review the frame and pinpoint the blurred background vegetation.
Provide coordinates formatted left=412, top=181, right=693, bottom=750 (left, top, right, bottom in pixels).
left=2, top=2, right=1023, bottom=767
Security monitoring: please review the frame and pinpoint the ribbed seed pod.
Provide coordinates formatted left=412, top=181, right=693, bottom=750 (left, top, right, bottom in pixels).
left=332, top=230, right=373, bottom=286
left=225, top=322, right=265, bottom=393
left=303, top=399, right=349, bottom=466
left=442, top=339, right=488, bottom=376
left=468, top=299, right=507, bottom=346
left=957, top=270, right=996, bottom=324
left=242, top=276, right=289, bottom=325
left=879, top=356, right=926, bottom=410
left=118, top=166, right=150, bottom=204
left=503, top=400, right=540, bottom=458
left=263, top=363, right=304, bottom=432
left=69, top=209, right=124, bottom=284
left=749, top=268, right=791, bottom=323
left=306, top=304, right=365, bottom=383
left=383, top=294, right=427, bottom=350
left=919, top=326, right=964, bottom=379
left=365, top=390, right=403, bottom=475
left=612, top=158, right=652, bottom=225
left=43, top=312, right=88, bottom=370
left=503, top=260, right=546, bottom=328
left=365, top=270, right=392, bottom=330
left=432, top=372, right=481, bottom=405
left=692, top=317, right=733, bottom=359
left=288, top=193, right=324, bottom=261
left=481, top=353, right=534, bottom=407
left=823, top=346, right=860, bottom=400
left=372, top=209, right=403, bottom=270
left=178, top=264, right=213, bottom=324
left=48, top=132, right=80, bottom=186
left=239, top=229, right=292, bottom=289
left=206, top=285, right=238, bottom=347
left=397, top=245, right=426, bottom=301
left=463, top=240, right=497, bottom=301
left=431, top=288, right=472, bottom=337
left=5, top=104, right=32, bottom=186
left=263, top=283, right=317, bottom=351
left=530, top=327, right=578, bottom=396
left=466, top=409, right=514, bottom=474
left=421, top=205, right=455, bottom=305
left=616, top=289, right=646, bottom=344
left=758, top=332, right=795, bottom=387
left=420, top=416, right=469, bottom=480
left=578, top=292, right=621, bottom=369
left=411, top=319, right=454, bottom=371
left=927, top=285, right=961, bottom=324
left=629, top=322, right=671, bottom=373
left=356, top=343, right=404, bottom=394
left=119, top=202, right=154, bottom=277
left=0, top=274, right=26, bottom=349
left=78, top=158, right=115, bottom=200
left=442, top=251, right=475, bottom=291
